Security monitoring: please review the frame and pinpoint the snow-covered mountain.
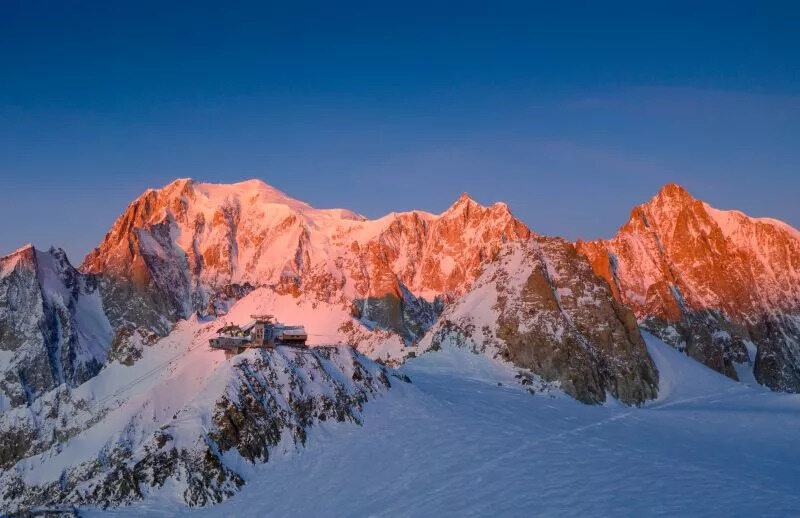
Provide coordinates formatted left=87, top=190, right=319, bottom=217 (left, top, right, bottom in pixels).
left=8, top=325, right=799, bottom=516
left=578, top=183, right=800, bottom=392
left=0, top=245, right=112, bottom=411
left=0, top=294, right=397, bottom=510
left=93, top=333, right=800, bottom=518
left=81, top=179, right=531, bottom=342
left=3, top=178, right=800, bottom=514
left=421, top=239, right=658, bottom=405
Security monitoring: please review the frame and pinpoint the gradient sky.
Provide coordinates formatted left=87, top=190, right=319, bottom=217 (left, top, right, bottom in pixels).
left=2, top=1, right=799, bottom=261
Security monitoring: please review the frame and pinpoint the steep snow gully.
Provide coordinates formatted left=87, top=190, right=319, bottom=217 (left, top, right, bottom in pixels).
left=94, top=333, right=800, bottom=517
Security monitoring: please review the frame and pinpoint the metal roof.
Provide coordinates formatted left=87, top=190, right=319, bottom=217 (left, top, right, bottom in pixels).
left=279, top=327, right=307, bottom=337
left=250, top=314, right=275, bottom=322
left=240, top=320, right=257, bottom=332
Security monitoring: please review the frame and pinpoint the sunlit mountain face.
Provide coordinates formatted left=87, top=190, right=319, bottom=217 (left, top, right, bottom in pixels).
left=578, top=183, right=800, bottom=391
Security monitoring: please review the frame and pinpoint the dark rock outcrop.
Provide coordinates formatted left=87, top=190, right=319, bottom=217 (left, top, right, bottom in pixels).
left=0, top=245, right=112, bottom=408
left=107, top=325, right=160, bottom=366
left=422, top=239, right=659, bottom=405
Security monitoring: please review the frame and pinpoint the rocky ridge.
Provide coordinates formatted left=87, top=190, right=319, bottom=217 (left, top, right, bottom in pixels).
left=0, top=245, right=112, bottom=409
left=0, top=311, right=396, bottom=511
left=81, top=179, right=531, bottom=342
left=578, top=184, right=800, bottom=392
left=420, top=239, right=659, bottom=405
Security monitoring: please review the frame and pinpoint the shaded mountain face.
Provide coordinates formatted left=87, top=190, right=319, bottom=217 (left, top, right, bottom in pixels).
left=81, top=179, right=531, bottom=340
left=577, top=184, right=800, bottom=392
left=0, top=245, right=112, bottom=409
left=420, top=240, right=659, bottom=405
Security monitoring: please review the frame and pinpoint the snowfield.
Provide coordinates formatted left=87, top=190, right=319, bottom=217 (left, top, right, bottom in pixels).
left=92, top=333, right=800, bottom=517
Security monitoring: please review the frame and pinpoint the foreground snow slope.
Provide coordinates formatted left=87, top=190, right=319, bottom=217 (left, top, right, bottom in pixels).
left=97, top=333, right=800, bottom=517
left=1, top=291, right=396, bottom=510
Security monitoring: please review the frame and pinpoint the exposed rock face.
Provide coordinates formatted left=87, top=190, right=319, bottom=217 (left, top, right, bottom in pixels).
left=0, top=344, right=394, bottom=511
left=0, top=383, right=99, bottom=471
left=352, top=284, right=444, bottom=343
left=577, top=184, right=800, bottom=392
left=107, top=325, right=160, bottom=366
left=81, top=179, right=531, bottom=341
left=205, top=282, right=256, bottom=317
left=0, top=245, right=112, bottom=408
left=421, top=240, right=659, bottom=405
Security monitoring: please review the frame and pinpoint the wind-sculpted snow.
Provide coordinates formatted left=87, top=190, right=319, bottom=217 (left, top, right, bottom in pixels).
left=81, top=179, right=530, bottom=344
left=420, top=239, right=658, bottom=405
left=578, top=183, right=800, bottom=392
left=0, top=245, right=112, bottom=410
left=0, top=311, right=395, bottom=512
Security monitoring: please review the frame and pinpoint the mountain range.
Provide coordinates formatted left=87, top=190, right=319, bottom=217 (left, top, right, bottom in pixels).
left=1, top=179, right=798, bottom=511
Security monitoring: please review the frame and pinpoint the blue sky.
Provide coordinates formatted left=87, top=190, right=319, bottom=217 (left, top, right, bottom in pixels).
left=1, top=1, right=798, bottom=261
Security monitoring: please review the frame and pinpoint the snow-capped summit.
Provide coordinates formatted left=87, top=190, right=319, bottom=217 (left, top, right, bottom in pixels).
left=578, top=183, right=800, bottom=392
left=81, top=178, right=531, bottom=340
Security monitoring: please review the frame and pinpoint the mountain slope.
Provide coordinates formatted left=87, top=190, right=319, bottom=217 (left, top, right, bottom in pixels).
left=0, top=295, right=397, bottom=511
left=577, top=184, right=800, bottom=392
left=9, top=291, right=800, bottom=516
left=81, top=179, right=531, bottom=341
left=420, top=239, right=658, bottom=405
left=0, top=245, right=112, bottom=410
left=88, top=335, right=800, bottom=517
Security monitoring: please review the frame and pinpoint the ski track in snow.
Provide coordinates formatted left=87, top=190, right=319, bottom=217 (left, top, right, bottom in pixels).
left=90, top=333, right=800, bottom=517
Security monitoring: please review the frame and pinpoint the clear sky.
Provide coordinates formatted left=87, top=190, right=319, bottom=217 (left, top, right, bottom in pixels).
left=1, top=1, right=798, bottom=261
